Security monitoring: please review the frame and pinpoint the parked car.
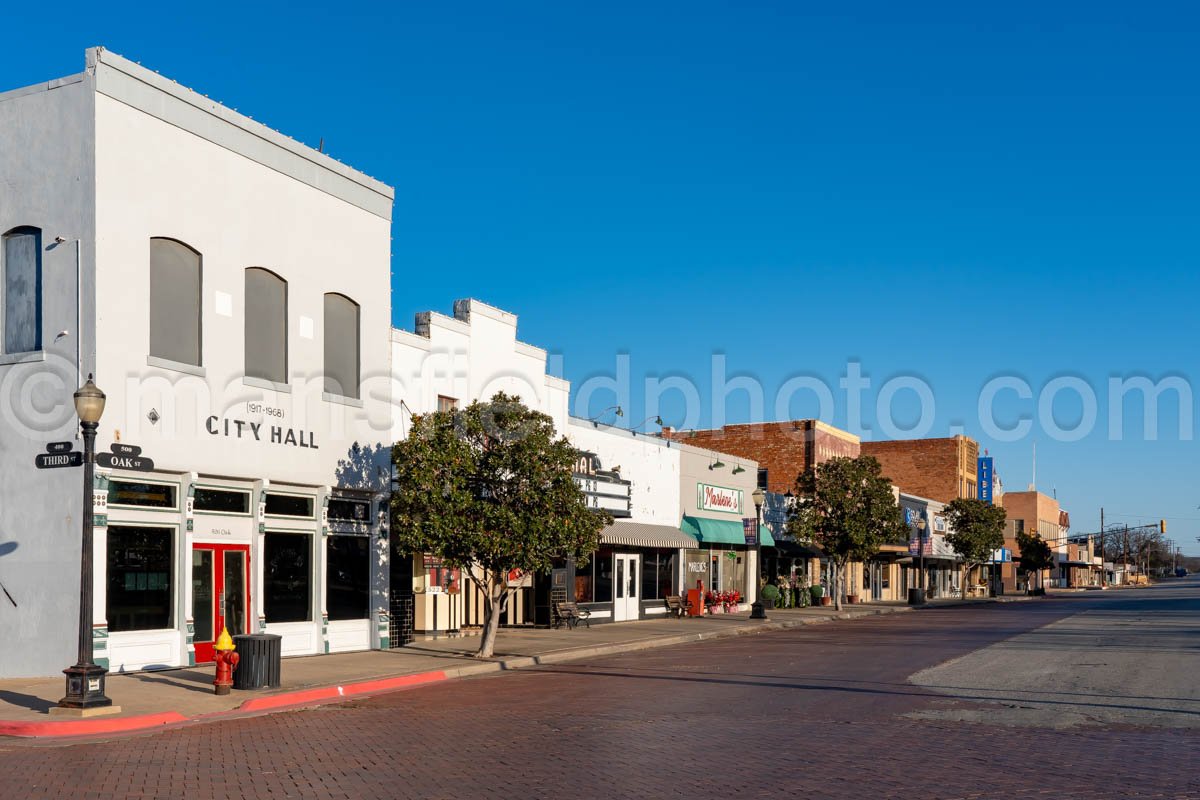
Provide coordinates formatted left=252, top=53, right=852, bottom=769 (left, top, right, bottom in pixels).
left=1175, top=567, right=1188, bottom=578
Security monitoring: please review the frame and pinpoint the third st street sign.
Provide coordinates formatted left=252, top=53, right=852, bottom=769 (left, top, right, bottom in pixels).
left=34, top=441, right=83, bottom=469
left=96, top=443, right=155, bottom=472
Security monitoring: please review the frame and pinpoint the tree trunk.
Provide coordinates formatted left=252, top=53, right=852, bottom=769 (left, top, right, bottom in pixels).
left=475, top=571, right=508, bottom=659
left=834, top=561, right=844, bottom=611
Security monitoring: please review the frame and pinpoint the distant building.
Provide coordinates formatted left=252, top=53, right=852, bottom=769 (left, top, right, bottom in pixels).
left=860, top=435, right=981, bottom=505
left=1001, top=496, right=1099, bottom=591
left=659, top=420, right=860, bottom=493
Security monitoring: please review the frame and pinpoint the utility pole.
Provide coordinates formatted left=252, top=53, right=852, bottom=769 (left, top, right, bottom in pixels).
left=1124, top=526, right=1129, bottom=584
left=1100, top=508, right=1106, bottom=589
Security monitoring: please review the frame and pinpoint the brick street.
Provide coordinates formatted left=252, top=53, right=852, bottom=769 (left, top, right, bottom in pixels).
left=2, top=585, right=1197, bottom=799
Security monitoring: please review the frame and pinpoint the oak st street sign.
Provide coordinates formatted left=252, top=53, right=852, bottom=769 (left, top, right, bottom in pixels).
left=96, top=443, right=155, bottom=472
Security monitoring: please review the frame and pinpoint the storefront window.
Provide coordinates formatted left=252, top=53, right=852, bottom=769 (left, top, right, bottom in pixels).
left=194, top=487, right=250, bottom=514
left=640, top=551, right=677, bottom=600
left=574, top=550, right=615, bottom=603
left=574, top=558, right=593, bottom=603
left=326, top=535, right=368, bottom=620
left=594, top=550, right=613, bottom=603
left=107, top=527, right=174, bottom=632
left=683, top=549, right=710, bottom=591
left=264, top=532, right=311, bottom=623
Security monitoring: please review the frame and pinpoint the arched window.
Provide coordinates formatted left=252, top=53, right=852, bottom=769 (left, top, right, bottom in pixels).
left=245, top=268, right=288, bottom=384
left=2, top=226, right=42, bottom=354
left=149, top=238, right=202, bottom=367
left=323, top=293, right=360, bottom=399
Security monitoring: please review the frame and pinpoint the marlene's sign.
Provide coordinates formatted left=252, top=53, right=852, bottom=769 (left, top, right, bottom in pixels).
left=204, top=416, right=318, bottom=449
left=698, top=483, right=742, bottom=515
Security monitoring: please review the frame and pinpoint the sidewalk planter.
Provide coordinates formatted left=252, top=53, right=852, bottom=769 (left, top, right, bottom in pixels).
left=845, top=594, right=859, bottom=604
left=809, top=585, right=825, bottom=605
left=820, top=596, right=832, bottom=606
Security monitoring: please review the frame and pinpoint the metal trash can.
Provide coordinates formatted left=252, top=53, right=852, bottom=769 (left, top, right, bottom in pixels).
left=232, top=633, right=283, bottom=690
left=907, top=587, right=926, bottom=606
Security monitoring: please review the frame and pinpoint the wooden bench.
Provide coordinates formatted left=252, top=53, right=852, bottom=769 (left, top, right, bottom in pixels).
left=665, top=595, right=692, bottom=619
left=553, top=600, right=590, bottom=629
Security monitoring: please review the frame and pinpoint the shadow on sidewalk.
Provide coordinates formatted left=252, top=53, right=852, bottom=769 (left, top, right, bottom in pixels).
left=0, top=690, right=55, bottom=714
left=130, top=669, right=216, bottom=696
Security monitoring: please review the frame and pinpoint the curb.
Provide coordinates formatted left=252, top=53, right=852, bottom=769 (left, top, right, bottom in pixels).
left=0, top=598, right=1021, bottom=740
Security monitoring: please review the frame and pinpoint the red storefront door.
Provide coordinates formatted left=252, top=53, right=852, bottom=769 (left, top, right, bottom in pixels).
left=192, top=544, right=250, bottom=664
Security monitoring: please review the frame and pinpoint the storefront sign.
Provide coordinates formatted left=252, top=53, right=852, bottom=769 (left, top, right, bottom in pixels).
left=977, top=457, right=994, bottom=505
left=204, top=416, right=318, bottom=449
left=575, top=474, right=632, bottom=517
left=96, top=443, right=155, bottom=472
left=698, top=483, right=742, bottom=515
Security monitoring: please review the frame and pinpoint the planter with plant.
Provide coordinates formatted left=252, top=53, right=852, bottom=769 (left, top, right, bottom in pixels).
left=761, top=583, right=780, bottom=610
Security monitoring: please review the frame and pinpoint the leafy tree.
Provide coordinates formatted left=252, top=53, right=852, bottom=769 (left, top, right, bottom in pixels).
left=1015, top=529, right=1053, bottom=591
left=787, top=456, right=907, bottom=611
left=391, top=393, right=608, bottom=657
left=943, top=498, right=1007, bottom=596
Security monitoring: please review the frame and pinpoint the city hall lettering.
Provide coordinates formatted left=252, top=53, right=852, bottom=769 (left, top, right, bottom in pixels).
left=204, top=416, right=318, bottom=449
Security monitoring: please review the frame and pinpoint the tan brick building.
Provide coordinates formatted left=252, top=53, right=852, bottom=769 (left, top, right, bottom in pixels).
left=859, top=435, right=980, bottom=504
left=659, top=420, right=860, bottom=493
left=997, top=490, right=1060, bottom=592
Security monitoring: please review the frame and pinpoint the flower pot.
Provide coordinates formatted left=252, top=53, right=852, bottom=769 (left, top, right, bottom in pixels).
left=845, top=594, right=859, bottom=604
left=819, top=596, right=832, bottom=606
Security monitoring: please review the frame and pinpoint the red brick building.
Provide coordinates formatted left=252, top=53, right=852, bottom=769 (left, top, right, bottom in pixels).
left=859, top=435, right=980, bottom=505
left=659, top=420, right=860, bottom=493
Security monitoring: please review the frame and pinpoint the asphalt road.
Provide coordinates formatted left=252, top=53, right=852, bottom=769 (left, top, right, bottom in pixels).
left=2, top=582, right=1198, bottom=799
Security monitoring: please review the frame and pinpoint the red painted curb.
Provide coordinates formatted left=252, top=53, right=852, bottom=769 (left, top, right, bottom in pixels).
left=0, top=670, right=451, bottom=740
left=237, top=669, right=450, bottom=713
left=0, top=711, right=189, bottom=739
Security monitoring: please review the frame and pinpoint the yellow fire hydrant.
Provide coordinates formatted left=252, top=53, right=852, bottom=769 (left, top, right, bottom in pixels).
left=213, top=626, right=239, bottom=696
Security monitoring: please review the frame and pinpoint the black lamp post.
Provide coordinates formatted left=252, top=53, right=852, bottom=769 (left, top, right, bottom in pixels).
left=749, top=487, right=767, bottom=620
left=58, top=376, right=113, bottom=712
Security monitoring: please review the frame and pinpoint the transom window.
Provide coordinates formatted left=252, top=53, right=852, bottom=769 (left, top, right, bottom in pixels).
left=264, top=493, right=315, bottom=519
left=194, top=487, right=251, bottom=514
left=328, top=498, right=370, bottom=522
left=109, top=480, right=178, bottom=509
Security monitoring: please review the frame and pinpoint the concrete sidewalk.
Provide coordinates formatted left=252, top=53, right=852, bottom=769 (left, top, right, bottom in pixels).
left=0, top=596, right=1027, bottom=739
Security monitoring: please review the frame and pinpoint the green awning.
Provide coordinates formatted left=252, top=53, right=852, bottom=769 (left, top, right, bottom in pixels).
left=759, top=525, right=775, bottom=547
left=680, top=515, right=774, bottom=547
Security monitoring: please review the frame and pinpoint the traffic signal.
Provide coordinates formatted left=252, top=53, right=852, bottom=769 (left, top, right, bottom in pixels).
left=1160, top=519, right=1167, bottom=533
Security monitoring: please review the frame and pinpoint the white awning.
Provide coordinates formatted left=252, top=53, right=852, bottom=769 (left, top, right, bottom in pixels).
left=600, top=521, right=699, bottom=549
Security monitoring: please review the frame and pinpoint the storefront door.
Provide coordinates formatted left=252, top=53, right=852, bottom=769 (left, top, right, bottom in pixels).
left=192, top=544, right=250, bottom=664
left=613, top=554, right=640, bottom=622
left=869, top=562, right=883, bottom=601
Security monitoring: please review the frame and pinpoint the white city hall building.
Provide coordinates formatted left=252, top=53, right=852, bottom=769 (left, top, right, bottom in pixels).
left=0, top=49, right=394, bottom=677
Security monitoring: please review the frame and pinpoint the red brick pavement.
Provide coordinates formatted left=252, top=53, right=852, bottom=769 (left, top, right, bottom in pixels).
left=1, top=596, right=1197, bottom=799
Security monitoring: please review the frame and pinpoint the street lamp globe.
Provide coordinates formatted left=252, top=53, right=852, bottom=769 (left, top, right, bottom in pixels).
left=73, top=376, right=106, bottom=424
left=916, top=517, right=927, bottom=533
left=751, top=487, right=765, bottom=508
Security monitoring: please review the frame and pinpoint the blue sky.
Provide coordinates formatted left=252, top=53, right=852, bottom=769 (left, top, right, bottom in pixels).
left=4, top=1, right=1197, bottom=551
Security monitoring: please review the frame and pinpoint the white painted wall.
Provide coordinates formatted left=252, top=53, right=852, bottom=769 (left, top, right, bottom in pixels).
left=0, top=48, right=396, bottom=675
left=390, top=299, right=570, bottom=435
